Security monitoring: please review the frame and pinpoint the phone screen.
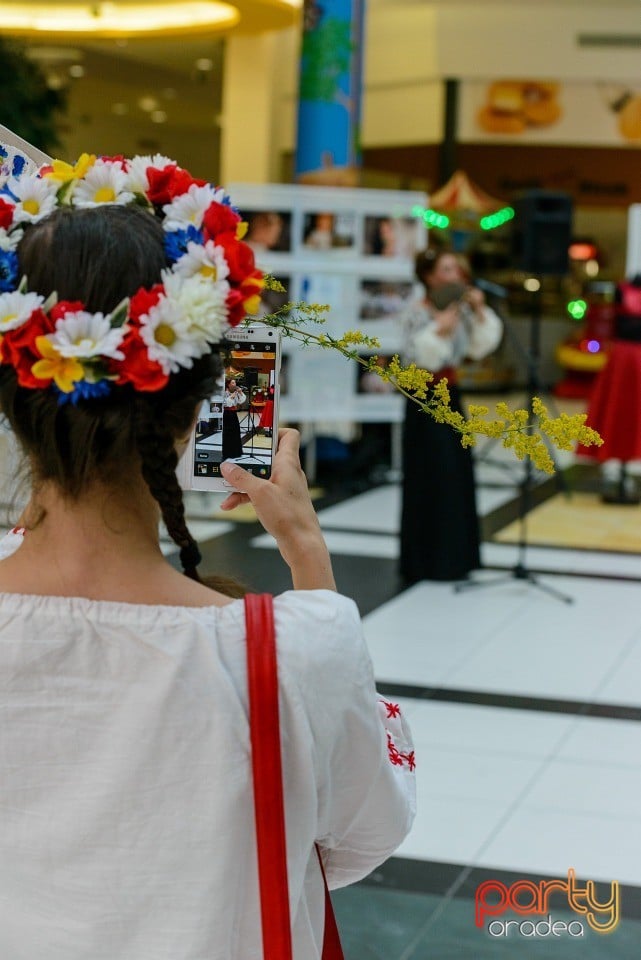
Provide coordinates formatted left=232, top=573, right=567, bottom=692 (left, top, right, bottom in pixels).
left=192, top=338, right=279, bottom=483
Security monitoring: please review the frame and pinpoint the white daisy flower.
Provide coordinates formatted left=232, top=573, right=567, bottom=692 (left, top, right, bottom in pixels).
left=72, top=159, right=135, bottom=208
left=0, top=291, right=45, bottom=332
left=0, top=226, right=22, bottom=252
left=162, top=183, right=225, bottom=230
left=125, top=154, right=175, bottom=195
left=171, top=239, right=230, bottom=286
left=8, top=174, right=58, bottom=224
left=49, top=310, right=126, bottom=360
left=161, top=270, right=228, bottom=345
left=138, top=294, right=202, bottom=375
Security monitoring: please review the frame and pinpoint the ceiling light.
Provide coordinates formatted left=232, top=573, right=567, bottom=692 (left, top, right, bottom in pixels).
left=138, top=96, right=159, bottom=113
left=46, top=73, right=65, bottom=90
left=151, top=110, right=168, bottom=124
left=68, top=63, right=85, bottom=77
left=585, top=259, right=600, bottom=278
left=195, top=57, right=214, bottom=71
left=0, top=2, right=240, bottom=38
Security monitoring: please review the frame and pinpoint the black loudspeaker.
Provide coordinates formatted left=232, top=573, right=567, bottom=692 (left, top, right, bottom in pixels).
left=512, top=191, right=573, bottom=275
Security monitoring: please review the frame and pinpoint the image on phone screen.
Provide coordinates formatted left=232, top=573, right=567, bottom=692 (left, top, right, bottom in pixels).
left=190, top=335, right=279, bottom=486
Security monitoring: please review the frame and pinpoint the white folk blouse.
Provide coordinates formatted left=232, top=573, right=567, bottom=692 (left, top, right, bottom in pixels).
left=402, top=296, right=503, bottom=372
left=0, top=530, right=415, bottom=960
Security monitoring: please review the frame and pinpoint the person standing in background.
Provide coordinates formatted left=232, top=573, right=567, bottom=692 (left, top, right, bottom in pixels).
left=222, top=378, right=246, bottom=460
left=400, top=249, right=503, bottom=583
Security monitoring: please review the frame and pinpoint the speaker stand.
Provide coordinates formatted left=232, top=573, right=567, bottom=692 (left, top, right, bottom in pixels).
left=457, top=284, right=574, bottom=605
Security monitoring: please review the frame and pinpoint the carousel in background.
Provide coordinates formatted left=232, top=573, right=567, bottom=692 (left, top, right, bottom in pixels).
left=420, top=169, right=514, bottom=255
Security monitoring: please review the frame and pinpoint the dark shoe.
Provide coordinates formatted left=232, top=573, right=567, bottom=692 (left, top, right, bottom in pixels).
left=601, top=476, right=641, bottom=505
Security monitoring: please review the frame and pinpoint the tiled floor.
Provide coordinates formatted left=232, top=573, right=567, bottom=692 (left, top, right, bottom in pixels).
left=165, top=443, right=641, bottom=957
left=38, top=434, right=632, bottom=958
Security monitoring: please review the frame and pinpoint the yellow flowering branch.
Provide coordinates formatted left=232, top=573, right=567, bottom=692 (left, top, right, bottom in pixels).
left=255, top=282, right=603, bottom=474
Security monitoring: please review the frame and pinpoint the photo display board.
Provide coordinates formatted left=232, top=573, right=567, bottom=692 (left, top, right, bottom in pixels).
left=228, top=183, right=428, bottom=424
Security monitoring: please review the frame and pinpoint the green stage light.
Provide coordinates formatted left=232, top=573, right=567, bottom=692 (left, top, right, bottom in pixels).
left=480, top=206, right=515, bottom=231
left=422, top=209, right=450, bottom=229
left=567, top=299, right=588, bottom=320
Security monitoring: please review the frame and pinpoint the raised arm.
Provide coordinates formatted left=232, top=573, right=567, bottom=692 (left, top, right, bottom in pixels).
left=219, top=428, right=336, bottom=591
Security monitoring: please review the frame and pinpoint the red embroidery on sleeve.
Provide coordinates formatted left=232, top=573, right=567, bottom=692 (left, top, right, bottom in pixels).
left=386, top=732, right=404, bottom=766
left=383, top=701, right=401, bottom=719
left=386, top=733, right=416, bottom=771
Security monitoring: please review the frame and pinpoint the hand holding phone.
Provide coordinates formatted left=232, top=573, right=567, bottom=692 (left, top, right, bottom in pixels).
left=219, top=429, right=336, bottom=591
left=176, top=324, right=282, bottom=493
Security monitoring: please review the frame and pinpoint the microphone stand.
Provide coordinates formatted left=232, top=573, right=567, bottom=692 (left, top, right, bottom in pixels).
left=472, top=279, right=568, bottom=495
left=455, top=282, right=574, bottom=604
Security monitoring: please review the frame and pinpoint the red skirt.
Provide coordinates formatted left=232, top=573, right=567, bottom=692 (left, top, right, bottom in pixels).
left=258, top=400, right=274, bottom=429
left=577, top=340, right=641, bottom=462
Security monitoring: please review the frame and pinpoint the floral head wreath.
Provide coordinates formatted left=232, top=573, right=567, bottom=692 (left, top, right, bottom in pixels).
left=0, top=153, right=264, bottom=404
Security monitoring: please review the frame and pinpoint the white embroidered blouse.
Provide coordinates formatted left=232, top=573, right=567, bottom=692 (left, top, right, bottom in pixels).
left=402, top=295, right=503, bottom=372
left=0, top=529, right=415, bottom=960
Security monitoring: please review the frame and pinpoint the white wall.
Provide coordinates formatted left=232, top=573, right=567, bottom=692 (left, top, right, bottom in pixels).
left=221, top=1, right=641, bottom=182
left=221, top=32, right=288, bottom=184
left=437, top=4, right=641, bottom=81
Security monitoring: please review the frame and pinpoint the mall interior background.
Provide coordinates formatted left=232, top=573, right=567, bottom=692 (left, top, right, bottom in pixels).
left=2, top=2, right=641, bottom=957
left=8, top=0, right=641, bottom=388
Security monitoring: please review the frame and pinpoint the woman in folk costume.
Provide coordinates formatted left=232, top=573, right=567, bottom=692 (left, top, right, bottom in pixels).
left=400, top=248, right=503, bottom=583
left=0, top=149, right=415, bottom=959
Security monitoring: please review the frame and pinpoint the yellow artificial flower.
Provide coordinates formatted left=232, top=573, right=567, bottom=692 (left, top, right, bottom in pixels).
left=243, top=294, right=262, bottom=315
left=43, top=153, right=96, bottom=184
left=236, top=221, right=248, bottom=240
left=32, top=337, right=84, bottom=393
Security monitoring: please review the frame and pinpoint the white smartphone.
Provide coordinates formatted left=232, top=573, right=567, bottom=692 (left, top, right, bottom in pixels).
left=177, top=324, right=282, bottom=493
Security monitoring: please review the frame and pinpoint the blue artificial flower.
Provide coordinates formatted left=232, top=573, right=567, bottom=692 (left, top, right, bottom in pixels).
left=219, top=192, right=240, bottom=216
left=164, top=225, right=204, bottom=264
left=0, top=249, right=18, bottom=292
left=0, top=146, right=7, bottom=162
left=55, top=379, right=113, bottom=406
left=11, top=156, right=27, bottom=177
left=0, top=184, right=18, bottom=202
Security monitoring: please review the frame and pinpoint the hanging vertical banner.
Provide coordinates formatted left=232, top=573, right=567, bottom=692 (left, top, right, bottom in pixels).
left=295, top=0, right=366, bottom=187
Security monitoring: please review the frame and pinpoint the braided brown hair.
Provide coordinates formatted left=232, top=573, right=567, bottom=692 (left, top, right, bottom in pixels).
left=0, top=203, right=243, bottom=595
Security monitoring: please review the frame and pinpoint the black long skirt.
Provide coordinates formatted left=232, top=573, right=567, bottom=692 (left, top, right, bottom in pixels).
left=222, top=409, right=243, bottom=460
left=400, top=387, right=481, bottom=583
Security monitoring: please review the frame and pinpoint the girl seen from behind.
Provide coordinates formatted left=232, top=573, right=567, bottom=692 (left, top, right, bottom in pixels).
left=0, top=155, right=415, bottom=959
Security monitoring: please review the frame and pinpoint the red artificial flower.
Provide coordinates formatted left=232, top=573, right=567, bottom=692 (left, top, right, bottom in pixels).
left=202, top=202, right=241, bottom=241
left=146, top=165, right=205, bottom=206
left=1, top=308, right=56, bottom=388
left=99, top=155, right=128, bottom=169
left=114, top=327, right=169, bottom=392
left=129, top=284, right=164, bottom=324
left=216, top=233, right=257, bottom=284
left=0, top=198, right=15, bottom=230
left=50, top=301, right=85, bottom=322
left=225, top=288, right=245, bottom=328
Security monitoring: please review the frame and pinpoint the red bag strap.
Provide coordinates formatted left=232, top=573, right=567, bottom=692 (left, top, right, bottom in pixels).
left=244, top=593, right=344, bottom=960
left=245, top=593, right=292, bottom=959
